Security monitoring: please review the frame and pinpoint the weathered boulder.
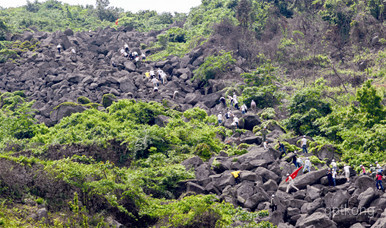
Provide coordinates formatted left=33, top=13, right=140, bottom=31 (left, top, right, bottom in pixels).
left=239, top=136, right=262, bottom=145
left=237, top=147, right=281, bottom=165
left=50, top=103, right=87, bottom=124
left=301, top=198, right=323, bottom=214
left=236, top=181, right=255, bottom=203
left=243, top=187, right=269, bottom=210
left=195, top=164, right=211, bottom=181
left=358, top=187, right=376, bottom=208
left=325, top=190, right=351, bottom=208
left=182, top=156, right=203, bottom=171
left=242, top=114, right=261, bottom=130
left=255, top=167, right=280, bottom=183
left=296, top=212, right=337, bottom=228
left=371, top=208, right=386, bottom=228
left=332, top=208, right=357, bottom=226
left=355, top=175, right=376, bottom=194
left=240, top=159, right=270, bottom=170
left=295, top=168, right=328, bottom=189
left=239, top=171, right=259, bottom=182
left=306, top=185, right=321, bottom=200
left=186, top=182, right=206, bottom=194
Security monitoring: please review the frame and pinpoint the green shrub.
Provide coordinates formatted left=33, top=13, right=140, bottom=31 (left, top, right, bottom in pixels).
left=260, top=108, right=276, bottom=120
left=193, top=50, right=236, bottom=85
left=195, top=143, right=212, bottom=161
left=102, top=93, right=116, bottom=108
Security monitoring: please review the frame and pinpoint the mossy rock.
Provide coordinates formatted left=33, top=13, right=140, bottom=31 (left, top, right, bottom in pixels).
left=53, top=102, right=81, bottom=110
left=77, top=96, right=91, bottom=104
left=102, top=93, right=117, bottom=108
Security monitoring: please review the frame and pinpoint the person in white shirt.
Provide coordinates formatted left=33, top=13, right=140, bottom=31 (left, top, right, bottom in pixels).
left=232, top=116, right=239, bottom=129
left=151, top=77, right=159, bottom=87
left=217, top=113, right=223, bottom=125
left=286, top=174, right=299, bottom=193
left=263, top=141, right=268, bottom=150
left=57, top=44, right=62, bottom=54
left=332, top=170, right=337, bottom=186
left=344, top=164, right=351, bottom=182
left=331, top=159, right=337, bottom=172
left=173, top=91, right=179, bottom=99
left=303, top=157, right=311, bottom=173
left=301, top=135, right=308, bottom=153
left=241, top=104, right=247, bottom=114
left=160, top=72, right=167, bottom=85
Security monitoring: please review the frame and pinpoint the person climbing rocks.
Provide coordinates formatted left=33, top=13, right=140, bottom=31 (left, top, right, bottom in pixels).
left=151, top=77, right=159, bottom=87
left=112, top=61, right=117, bottom=67
left=228, top=95, right=234, bottom=107
left=250, top=100, right=256, bottom=112
left=376, top=161, right=382, bottom=173
left=241, top=103, right=247, bottom=114
left=231, top=171, right=241, bottom=184
left=270, top=194, right=277, bottom=212
left=261, top=126, right=268, bottom=142
left=327, top=168, right=334, bottom=187
left=376, top=171, right=384, bottom=191
left=120, top=48, right=125, bottom=56
left=360, top=165, right=366, bottom=175
left=286, top=173, right=299, bottom=193
left=157, top=69, right=164, bottom=80
left=160, top=72, right=167, bottom=85
left=370, top=164, right=376, bottom=178
left=303, top=157, right=311, bottom=173
left=124, top=43, right=129, bottom=52
left=173, top=91, right=179, bottom=99
left=141, top=53, right=146, bottom=60
left=263, top=141, right=268, bottom=150
left=225, top=109, right=231, bottom=119
left=145, top=71, right=150, bottom=78
left=219, top=97, right=226, bottom=106
left=233, top=92, right=237, bottom=104
left=150, top=70, right=155, bottom=78
left=344, top=164, right=351, bottom=182
left=297, top=157, right=303, bottom=168
left=332, top=169, right=337, bottom=187
left=234, top=98, right=239, bottom=110
left=331, top=159, right=338, bottom=173
left=217, top=112, right=223, bottom=125
left=277, top=141, right=286, bottom=156
left=153, top=86, right=158, bottom=92
left=301, top=135, right=308, bottom=153
left=292, top=152, right=298, bottom=167
left=232, top=116, right=239, bottom=129
left=57, top=43, right=62, bottom=54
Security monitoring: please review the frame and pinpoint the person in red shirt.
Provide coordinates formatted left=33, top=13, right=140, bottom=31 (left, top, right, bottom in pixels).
left=376, top=172, right=384, bottom=191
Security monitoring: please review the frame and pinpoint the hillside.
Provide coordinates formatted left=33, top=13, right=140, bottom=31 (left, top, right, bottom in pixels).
left=0, top=0, right=385, bottom=227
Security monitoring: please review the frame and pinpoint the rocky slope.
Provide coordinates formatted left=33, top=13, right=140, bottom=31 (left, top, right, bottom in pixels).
left=1, top=27, right=386, bottom=228
left=0, top=26, right=242, bottom=126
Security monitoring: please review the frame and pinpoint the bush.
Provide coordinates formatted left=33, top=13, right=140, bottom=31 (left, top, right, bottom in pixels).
left=193, top=51, right=236, bottom=85
left=195, top=143, right=212, bottom=161
left=102, top=93, right=116, bottom=108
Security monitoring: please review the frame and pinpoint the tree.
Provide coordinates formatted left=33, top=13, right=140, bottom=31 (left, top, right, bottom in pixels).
left=236, top=0, right=253, bottom=29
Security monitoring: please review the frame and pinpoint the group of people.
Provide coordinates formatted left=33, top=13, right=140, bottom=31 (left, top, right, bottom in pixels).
left=217, top=93, right=256, bottom=131
left=144, top=69, right=169, bottom=92
left=120, top=43, right=146, bottom=63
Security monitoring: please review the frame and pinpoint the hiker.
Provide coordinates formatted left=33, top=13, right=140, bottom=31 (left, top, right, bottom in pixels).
left=376, top=171, right=384, bottom=191
left=360, top=165, right=366, bottom=175
left=233, top=92, right=238, bottom=104
left=173, top=91, right=179, bottom=99
left=376, top=161, right=382, bottom=173
left=151, top=77, right=159, bottom=87
left=297, top=157, right=303, bottom=168
left=370, top=164, right=376, bottom=178
left=225, top=109, right=231, bottom=119
left=219, top=97, right=226, bottom=106
left=270, top=195, right=277, bottom=212
left=292, top=152, right=298, bottom=167
left=232, top=116, right=239, bottom=129
left=286, top=173, right=299, bottom=193
left=231, top=171, right=241, bottom=184
left=301, top=135, right=308, bottom=153
left=120, top=48, right=125, bottom=56
left=228, top=95, right=234, bottom=107
left=153, top=86, right=158, bottom=92
left=261, top=126, right=268, bottom=142
left=112, top=61, right=117, bottom=67
left=241, top=103, right=247, bottom=114
left=217, top=112, right=223, bottom=124
left=331, top=159, right=338, bottom=173
left=71, top=48, right=76, bottom=54
left=124, top=43, right=129, bottom=52
left=141, top=53, right=146, bottom=60
left=160, top=72, right=167, bottom=85
left=150, top=70, right=155, bottom=78
left=344, top=164, right=351, bottom=182
left=303, top=157, right=311, bottom=173
left=57, top=44, right=62, bottom=54
left=250, top=100, right=256, bottom=112
left=332, top=169, right=337, bottom=186
left=263, top=141, right=268, bottom=150
left=234, top=98, right=239, bottom=110
left=145, top=71, right=150, bottom=78
left=277, top=141, right=286, bottom=155
left=327, top=168, right=334, bottom=187
left=157, top=69, right=164, bottom=79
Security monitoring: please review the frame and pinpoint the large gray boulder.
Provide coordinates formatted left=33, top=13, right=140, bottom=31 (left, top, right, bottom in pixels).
left=332, top=208, right=357, bottom=226
left=325, top=190, right=351, bottom=208
left=300, top=198, right=323, bottom=214
left=371, top=208, right=386, bottom=228
left=182, top=156, right=203, bottom=171
left=237, top=147, right=281, bottom=165
left=358, top=187, right=376, bottom=208
left=255, top=167, right=280, bottom=183
left=306, top=185, right=321, bottom=200
left=243, top=187, right=269, bottom=210
left=295, top=168, right=328, bottom=189
left=242, top=114, right=261, bottom=130
left=355, top=175, right=376, bottom=194
left=296, top=212, right=337, bottom=228
left=50, top=103, right=87, bottom=124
